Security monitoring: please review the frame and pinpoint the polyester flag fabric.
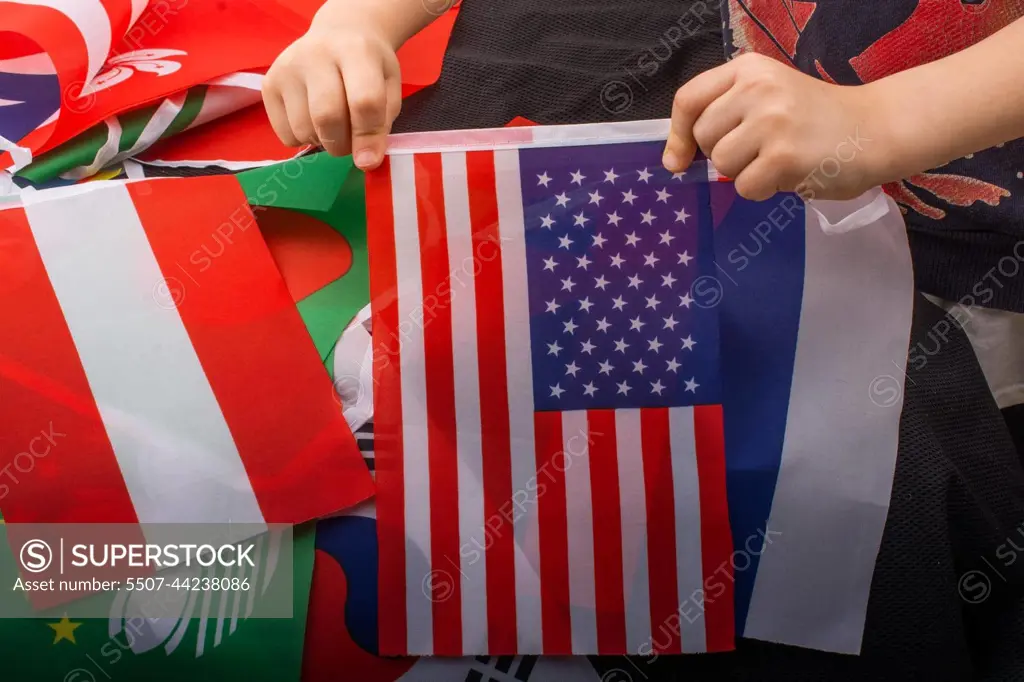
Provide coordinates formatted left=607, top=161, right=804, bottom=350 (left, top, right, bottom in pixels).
left=0, top=53, right=59, bottom=145
left=17, top=74, right=263, bottom=183
left=0, top=0, right=148, bottom=94
left=0, top=0, right=311, bottom=171
left=3, top=524, right=315, bottom=682
left=365, top=122, right=735, bottom=657
left=710, top=183, right=915, bottom=654
left=303, top=504, right=606, bottom=682
left=135, top=8, right=460, bottom=172
left=0, top=175, right=374, bottom=533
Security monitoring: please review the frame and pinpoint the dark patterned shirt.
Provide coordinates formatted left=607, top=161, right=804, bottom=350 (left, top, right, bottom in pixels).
left=723, top=0, right=1024, bottom=311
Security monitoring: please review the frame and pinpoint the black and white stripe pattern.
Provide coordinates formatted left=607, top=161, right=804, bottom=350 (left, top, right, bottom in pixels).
left=356, top=420, right=374, bottom=471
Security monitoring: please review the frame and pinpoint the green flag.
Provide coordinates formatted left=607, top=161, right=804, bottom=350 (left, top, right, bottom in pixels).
left=238, top=153, right=372, bottom=363
left=3, top=524, right=316, bottom=682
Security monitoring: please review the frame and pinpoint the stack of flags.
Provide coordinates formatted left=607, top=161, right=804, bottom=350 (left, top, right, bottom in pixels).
left=0, top=3, right=921, bottom=681
left=0, top=0, right=459, bottom=188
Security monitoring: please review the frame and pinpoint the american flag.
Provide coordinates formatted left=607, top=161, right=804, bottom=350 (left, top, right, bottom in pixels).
left=366, top=138, right=735, bottom=657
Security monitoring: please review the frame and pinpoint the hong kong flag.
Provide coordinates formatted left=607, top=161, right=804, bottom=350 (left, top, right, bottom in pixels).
left=0, top=0, right=315, bottom=171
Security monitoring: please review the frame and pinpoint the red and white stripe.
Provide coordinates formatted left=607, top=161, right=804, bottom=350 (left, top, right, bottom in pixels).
left=0, top=0, right=153, bottom=169
left=0, top=176, right=374, bottom=537
left=0, top=0, right=150, bottom=82
left=366, top=149, right=735, bottom=656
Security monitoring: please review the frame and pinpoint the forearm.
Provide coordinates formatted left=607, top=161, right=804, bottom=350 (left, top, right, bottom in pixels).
left=869, top=16, right=1024, bottom=181
left=312, top=0, right=442, bottom=49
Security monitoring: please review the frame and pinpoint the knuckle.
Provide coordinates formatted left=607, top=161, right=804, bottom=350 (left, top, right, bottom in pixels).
left=349, top=93, right=386, bottom=122
left=290, top=118, right=316, bottom=142
left=309, top=103, right=345, bottom=129
left=671, top=86, right=688, bottom=110
left=765, top=143, right=800, bottom=170
left=735, top=177, right=768, bottom=201
left=709, top=148, right=736, bottom=178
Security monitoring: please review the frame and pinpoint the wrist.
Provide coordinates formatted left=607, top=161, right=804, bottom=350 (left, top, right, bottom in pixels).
left=848, top=80, right=915, bottom=188
left=312, top=0, right=431, bottom=50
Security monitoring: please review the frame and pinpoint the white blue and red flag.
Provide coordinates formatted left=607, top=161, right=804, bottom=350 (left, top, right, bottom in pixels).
left=365, top=124, right=736, bottom=657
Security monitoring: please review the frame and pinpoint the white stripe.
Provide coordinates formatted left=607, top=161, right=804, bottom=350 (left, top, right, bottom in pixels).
left=390, top=153, right=433, bottom=655
left=387, top=119, right=672, bottom=155
left=63, top=93, right=188, bottom=180
left=0, top=133, right=33, bottom=171
left=744, top=196, right=914, bottom=654
left=7, top=0, right=113, bottom=85
left=204, top=71, right=264, bottom=90
left=122, top=159, right=145, bottom=179
left=24, top=183, right=267, bottom=535
left=194, top=565, right=215, bottom=657
left=129, top=0, right=148, bottom=27
left=213, top=563, right=233, bottom=647
left=442, top=151, right=489, bottom=654
left=60, top=117, right=121, bottom=180
left=493, top=148, right=544, bottom=652
left=667, top=406, right=707, bottom=652
left=164, top=582, right=200, bottom=653
left=615, top=409, right=652, bottom=654
left=562, top=410, right=598, bottom=654
left=183, top=84, right=263, bottom=131
left=0, top=52, right=57, bottom=74
left=229, top=572, right=243, bottom=634
left=244, top=535, right=262, bottom=620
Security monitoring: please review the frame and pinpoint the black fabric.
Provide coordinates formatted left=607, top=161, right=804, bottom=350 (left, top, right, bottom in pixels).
left=141, top=164, right=240, bottom=177
left=392, top=3, right=1024, bottom=679
left=393, top=0, right=725, bottom=132
left=397, top=0, right=1024, bottom=314
left=1006, top=404, right=1024, bottom=469
left=905, top=191, right=1024, bottom=316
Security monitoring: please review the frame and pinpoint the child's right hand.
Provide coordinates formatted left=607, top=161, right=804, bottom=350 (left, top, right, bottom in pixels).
left=262, top=13, right=402, bottom=171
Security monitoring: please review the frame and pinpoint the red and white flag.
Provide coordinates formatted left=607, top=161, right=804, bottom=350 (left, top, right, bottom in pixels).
left=0, top=175, right=374, bottom=531
left=0, top=0, right=313, bottom=170
left=365, top=124, right=735, bottom=656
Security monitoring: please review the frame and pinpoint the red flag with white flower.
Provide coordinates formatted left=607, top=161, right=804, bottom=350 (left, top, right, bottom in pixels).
left=0, top=0, right=313, bottom=171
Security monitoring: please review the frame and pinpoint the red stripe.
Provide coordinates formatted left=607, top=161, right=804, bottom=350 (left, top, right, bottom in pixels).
left=128, top=178, right=373, bottom=523
left=693, top=404, right=735, bottom=652
left=0, top=4, right=89, bottom=100
left=587, top=410, right=627, bottom=654
left=414, top=153, right=462, bottom=655
left=640, top=408, right=682, bottom=654
left=534, top=411, right=572, bottom=654
left=467, top=150, right=517, bottom=653
left=366, top=158, right=408, bottom=655
left=0, top=207, right=140, bottom=525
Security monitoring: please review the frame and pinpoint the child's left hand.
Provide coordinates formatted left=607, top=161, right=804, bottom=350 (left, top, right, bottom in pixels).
left=663, top=53, right=890, bottom=202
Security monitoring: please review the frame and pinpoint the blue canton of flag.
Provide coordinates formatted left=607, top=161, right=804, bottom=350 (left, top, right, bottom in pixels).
left=520, top=141, right=720, bottom=411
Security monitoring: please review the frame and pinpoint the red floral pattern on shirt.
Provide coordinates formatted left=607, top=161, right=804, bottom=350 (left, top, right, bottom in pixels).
left=725, top=0, right=1023, bottom=219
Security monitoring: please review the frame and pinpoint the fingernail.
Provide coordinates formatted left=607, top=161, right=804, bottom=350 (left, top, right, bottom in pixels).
left=662, top=150, right=681, bottom=171
left=354, top=149, right=379, bottom=169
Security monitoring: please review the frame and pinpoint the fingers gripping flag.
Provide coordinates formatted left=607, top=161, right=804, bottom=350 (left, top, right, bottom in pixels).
left=365, top=126, right=735, bottom=657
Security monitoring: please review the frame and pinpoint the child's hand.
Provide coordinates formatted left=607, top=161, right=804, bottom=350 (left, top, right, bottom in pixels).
left=663, top=53, right=888, bottom=202
left=262, top=17, right=402, bottom=170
